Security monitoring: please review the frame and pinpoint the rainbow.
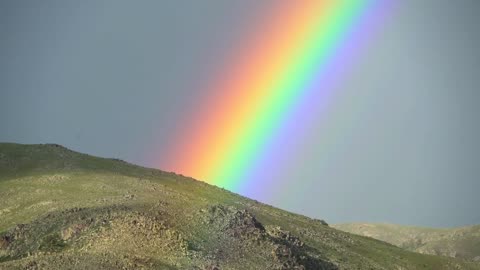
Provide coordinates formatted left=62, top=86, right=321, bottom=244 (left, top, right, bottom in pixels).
left=159, top=1, right=393, bottom=196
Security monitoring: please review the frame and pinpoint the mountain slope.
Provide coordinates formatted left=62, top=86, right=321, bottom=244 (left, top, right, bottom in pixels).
left=0, top=143, right=479, bottom=269
left=333, top=223, right=480, bottom=262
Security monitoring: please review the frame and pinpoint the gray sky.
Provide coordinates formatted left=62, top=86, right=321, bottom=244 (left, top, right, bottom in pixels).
left=1, top=0, right=479, bottom=227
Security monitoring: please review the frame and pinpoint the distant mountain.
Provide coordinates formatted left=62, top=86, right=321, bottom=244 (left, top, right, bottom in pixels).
left=333, top=223, right=480, bottom=262
left=0, top=143, right=479, bottom=269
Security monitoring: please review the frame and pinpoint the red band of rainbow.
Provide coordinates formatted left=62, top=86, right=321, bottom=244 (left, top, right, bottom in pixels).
left=158, top=0, right=394, bottom=195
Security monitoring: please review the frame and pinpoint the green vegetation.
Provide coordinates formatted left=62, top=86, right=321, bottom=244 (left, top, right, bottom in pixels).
left=0, top=143, right=479, bottom=269
left=334, top=223, right=480, bottom=262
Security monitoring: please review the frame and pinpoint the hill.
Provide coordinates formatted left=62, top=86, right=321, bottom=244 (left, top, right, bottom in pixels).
left=333, top=223, right=480, bottom=262
left=0, top=143, right=479, bottom=269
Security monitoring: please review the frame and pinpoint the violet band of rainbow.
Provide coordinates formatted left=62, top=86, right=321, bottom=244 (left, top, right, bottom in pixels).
left=160, top=0, right=394, bottom=194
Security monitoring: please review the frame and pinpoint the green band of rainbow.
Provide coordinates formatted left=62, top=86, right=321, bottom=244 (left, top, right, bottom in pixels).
left=159, top=0, right=393, bottom=194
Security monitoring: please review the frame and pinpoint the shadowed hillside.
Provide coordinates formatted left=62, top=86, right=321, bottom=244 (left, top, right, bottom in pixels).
left=334, top=223, right=480, bottom=262
left=0, top=143, right=479, bottom=269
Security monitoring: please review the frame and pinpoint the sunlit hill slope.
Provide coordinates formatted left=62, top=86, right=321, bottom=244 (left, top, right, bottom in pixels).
left=0, top=143, right=479, bottom=269
left=334, top=223, right=480, bottom=262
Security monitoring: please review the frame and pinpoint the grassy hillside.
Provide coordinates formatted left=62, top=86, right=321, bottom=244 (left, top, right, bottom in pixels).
left=0, top=143, right=479, bottom=269
left=333, top=223, right=480, bottom=262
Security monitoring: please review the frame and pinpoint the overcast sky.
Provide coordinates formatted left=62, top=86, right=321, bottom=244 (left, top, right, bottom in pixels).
left=1, top=0, right=479, bottom=228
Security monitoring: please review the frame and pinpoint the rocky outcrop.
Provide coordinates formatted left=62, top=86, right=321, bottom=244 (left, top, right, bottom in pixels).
left=205, top=205, right=337, bottom=270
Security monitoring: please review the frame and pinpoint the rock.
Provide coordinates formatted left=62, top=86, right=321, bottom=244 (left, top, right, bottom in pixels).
left=204, top=263, right=221, bottom=270
left=207, top=205, right=265, bottom=239
left=267, top=226, right=304, bottom=247
left=124, top=194, right=135, bottom=199
left=0, top=235, right=12, bottom=249
left=271, top=244, right=303, bottom=270
left=313, top=219, right=329, bottom=226
left=61, top=223, right=88, bottom=241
